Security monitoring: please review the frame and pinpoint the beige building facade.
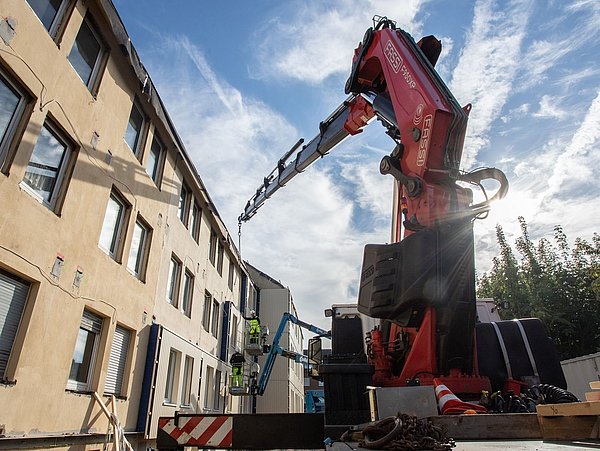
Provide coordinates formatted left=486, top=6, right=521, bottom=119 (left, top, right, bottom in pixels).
left=0, top=0, right=260, bottom=449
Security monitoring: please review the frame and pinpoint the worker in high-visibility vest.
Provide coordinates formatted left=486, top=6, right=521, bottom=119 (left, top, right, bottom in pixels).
left=230, top=351, right=246, bottom=387
left=249, top=311, right=261, bottom=345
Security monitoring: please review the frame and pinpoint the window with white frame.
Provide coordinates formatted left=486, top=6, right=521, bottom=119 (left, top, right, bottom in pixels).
left=67, top=14, right=106, bottom=93
left=178, top=183, right=190, bottom=226
left=180, top=355, right=193, bottom=406
left=167, top=255, right=182, bottom=307
left=98, top=189, right=129, bottom=260
left=0, top=269, right=30, bottom=381
left=67, top=310, right=103, bottom=391
left=164, top=348, right=180, bottom=404
left=204, top=365, right=214, bottom=409
left=231, top=315, right=238, bottom=351
left=202, top=291, right=211, bottom=332
left=209, top=229, right=217, bottom=266
left=26, top=0, right=70, bottom=37
left=124, top=101, right=146, bottom=158
left=22, top=120, right=76, bottom=212
left=181, top=269, right=193, bottom=318
left=146, top=133, right=164, bottom=187
left=211, top=299, right=219, bottom=338
left=228, top=261, right=234, bottom=291
left=127, top=216, right=151, bottom=280
left=214, top=370, right=222, bottom=410
left=0, top=70, right=29, bottom=172
left=217, top=243, right=224, bottom=276
left=104, top=324, right=131, bottom=396
left=190, top=201, right=201, bottom=243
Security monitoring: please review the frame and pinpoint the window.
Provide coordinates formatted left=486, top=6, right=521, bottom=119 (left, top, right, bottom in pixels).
left=217, top=243, right=224, bottom=276
left=98, top=190, right=129, bottom=260
left=127, top=216, right=151, bottom=279
left=214, top=370, right=222, bottom=410
left=180, top=355, right=193, bottom=406
left=181, top=270, right=194, bottom=318
left=178, top=183, right=190, bottom=226
left=22, top=120, right=76, bottom=211
left=0, top=269, right=30, bottom=380
left=67, top=15, right=106, bottom=93
left=211, top=299, right=219, bottom=338
left=204, top=365, right=214, bottom=409
left=68, top=310, right=103, bottom=391
left=26, top=0, right=70, bottom=36
left=104, top=325, right=131, bottom=396
left=164, top=348, right=180, bottom=404
left=0, top=70, right=29, bottom=171
left=209, top=229, right=217, bottom=265
left=124, top=101, right=146, bottom=158
left=231, top=316, right=238, bottom=351
left=190, top=201, right=201, bottom=243
left=202, top=291, right=211, bottom=332
left=167, top=255, right=182, bottom=307
left=228, top=261, right=234, bottom=291
left=146, top=133, right=164, bottom=187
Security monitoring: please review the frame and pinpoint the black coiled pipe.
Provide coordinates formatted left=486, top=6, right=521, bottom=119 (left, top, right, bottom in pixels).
left=525, top=384, right=580, bottom=404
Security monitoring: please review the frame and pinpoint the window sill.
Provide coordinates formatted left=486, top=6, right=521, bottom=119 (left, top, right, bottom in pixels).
left=104, top=393, right=128, bottom=401
left=65, top=388, right=94, bottom=396
left=163, top=401, right=177, bottom=407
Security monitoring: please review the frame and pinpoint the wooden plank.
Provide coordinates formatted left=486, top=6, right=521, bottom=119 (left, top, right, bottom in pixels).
left=536, top=401, right=600, bottom=417
left=590, top=381, right=600, bottom=390
left=430, top=413, right=541, bottom=440
left=586, top=391, right=600, bottom=401
left=538, top=415, right=599, bottom=440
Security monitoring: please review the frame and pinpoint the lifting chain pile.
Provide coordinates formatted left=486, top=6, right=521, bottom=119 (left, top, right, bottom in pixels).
left=342, top=413, right=455, bottom=450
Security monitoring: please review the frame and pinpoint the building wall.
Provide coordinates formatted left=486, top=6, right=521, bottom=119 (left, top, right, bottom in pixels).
left=0, top=0, right=250, bottom=446
left=254, top=288, right=305, bottom=413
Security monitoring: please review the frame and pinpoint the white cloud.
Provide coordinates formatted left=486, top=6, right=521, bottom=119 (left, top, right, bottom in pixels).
left=542, top=90, right=600, bottom=198
left=475, top=91, right=600, bottom=274
left=500, top=103, right=530, bottom=124
left=532, top=95, right=567, bottom=120
left=252, top=0, right=427, bottom=84
left=449, top=0, right=530, bottom=168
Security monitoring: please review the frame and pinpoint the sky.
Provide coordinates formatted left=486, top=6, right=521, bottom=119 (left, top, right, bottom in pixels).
left=114, top=0, right=600, bottom=333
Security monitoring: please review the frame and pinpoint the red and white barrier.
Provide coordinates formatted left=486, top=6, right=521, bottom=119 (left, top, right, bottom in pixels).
left=158, top=415, right=233, bottom=448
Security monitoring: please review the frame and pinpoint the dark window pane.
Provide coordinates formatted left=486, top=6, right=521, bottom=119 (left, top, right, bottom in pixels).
left=69, top=328, right=95, bottom=383
left=68, top=19, right=101, bottom=85
left=146, top=136, right=161, bottom=181
left=125, top=104, right=143, bottom=151
left=0, top=78, right=21, bottom=146
left=27, top=0, right=63, bottom=31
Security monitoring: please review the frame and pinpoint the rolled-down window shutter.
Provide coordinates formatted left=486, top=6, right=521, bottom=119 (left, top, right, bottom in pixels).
left=105, top=325, right=130, bottom=395
left=0, top=270, right=30, bottom=379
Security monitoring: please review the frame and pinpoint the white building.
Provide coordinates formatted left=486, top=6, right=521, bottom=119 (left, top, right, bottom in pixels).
left=246, top=264, right=305, bottom=413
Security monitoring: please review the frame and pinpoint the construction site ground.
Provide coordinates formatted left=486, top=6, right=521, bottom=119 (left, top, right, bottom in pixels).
left=329, top=439, right=600, bottom=450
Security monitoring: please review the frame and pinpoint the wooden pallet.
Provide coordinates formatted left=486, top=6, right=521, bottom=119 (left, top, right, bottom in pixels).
left=537, top=401, right=600, bottom=441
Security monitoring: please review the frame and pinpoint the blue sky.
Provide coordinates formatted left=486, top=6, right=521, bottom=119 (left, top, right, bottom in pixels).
left=114, top=0, right=599, bottom=331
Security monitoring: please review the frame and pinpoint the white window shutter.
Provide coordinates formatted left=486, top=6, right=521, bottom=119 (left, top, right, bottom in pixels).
left=104, top=325, right=130, bottom=395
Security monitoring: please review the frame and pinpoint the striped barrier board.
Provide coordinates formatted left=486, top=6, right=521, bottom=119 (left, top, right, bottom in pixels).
left=157, top=413, right=324, bottom=450
left=158, top=415, right=233, bottom=448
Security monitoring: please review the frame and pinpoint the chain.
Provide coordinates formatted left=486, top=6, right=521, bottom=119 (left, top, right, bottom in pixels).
left=347, top=413, right=455, bottom=450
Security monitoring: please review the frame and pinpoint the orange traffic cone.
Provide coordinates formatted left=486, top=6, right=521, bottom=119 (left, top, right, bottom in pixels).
left=433, top=378, right=487, bottom=415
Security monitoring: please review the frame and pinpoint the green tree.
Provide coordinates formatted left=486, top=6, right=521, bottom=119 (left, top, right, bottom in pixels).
left=477, top=217, right=600, bottom=359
